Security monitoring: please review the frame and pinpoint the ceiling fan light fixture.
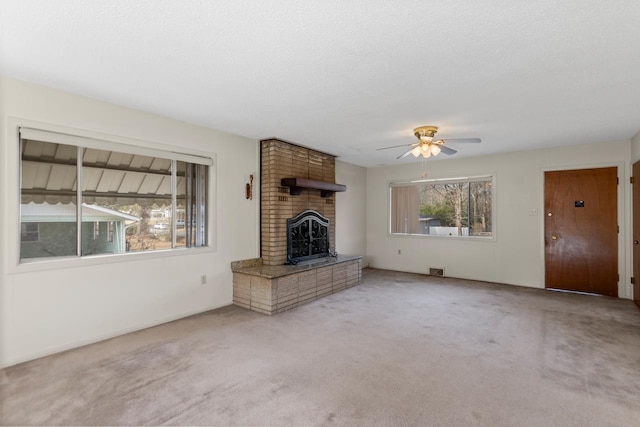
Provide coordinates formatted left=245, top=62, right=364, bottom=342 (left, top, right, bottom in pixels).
left=420, top=135, right=433, bottom=143
left=380, top=124, right=479, bottom=161
left=415, top=142, right=441, bottom=158
left=414, top=125, right=439, bottom=142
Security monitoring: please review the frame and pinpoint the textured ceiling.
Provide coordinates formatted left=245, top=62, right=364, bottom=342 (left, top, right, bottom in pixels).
left=1, top=1, right=639, bottom=167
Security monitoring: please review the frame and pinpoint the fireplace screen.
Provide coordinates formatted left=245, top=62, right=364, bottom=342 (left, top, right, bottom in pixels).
left=287, top=210, right=330, bottom=264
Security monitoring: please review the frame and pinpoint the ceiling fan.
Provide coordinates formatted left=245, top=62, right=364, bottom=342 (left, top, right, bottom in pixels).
left=378, top=126, right=481, bottom=159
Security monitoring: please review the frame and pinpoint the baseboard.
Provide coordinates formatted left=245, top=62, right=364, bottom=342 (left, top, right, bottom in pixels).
left=1, top=300, right=233, bottom=368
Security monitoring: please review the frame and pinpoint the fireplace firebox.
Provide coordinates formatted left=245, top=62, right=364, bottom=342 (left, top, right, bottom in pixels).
left=287, top=210, right=331, bottom=264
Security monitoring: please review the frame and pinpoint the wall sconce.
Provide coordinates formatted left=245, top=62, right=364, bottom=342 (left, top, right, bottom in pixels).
left=246, top=174, right=254, bottom=200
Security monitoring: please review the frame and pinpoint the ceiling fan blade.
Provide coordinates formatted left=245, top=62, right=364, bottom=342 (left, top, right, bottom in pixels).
left=440, top=137, right=481, bottom=144
left=438, top=145, right=458, bottom=155
left=377, top=143, right=418, bottom=151
left=397, top=148, right=415, bottom=159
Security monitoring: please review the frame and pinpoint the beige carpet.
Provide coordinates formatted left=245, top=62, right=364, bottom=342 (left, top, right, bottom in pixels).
left=2, top=268, right=640, bottom=426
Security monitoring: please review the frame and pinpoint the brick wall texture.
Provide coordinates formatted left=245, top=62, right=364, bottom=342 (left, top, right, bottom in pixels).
left=261, top=139, right=336, bottom=266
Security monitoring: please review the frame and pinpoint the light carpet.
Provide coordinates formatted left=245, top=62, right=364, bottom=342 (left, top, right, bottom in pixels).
left=2, top=268, right=640, bottom=426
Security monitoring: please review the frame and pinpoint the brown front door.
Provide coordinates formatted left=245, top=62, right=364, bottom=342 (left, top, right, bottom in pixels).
left=633, top=162, right=640, bottom=308
left=544, top=167, right=618, bottom=297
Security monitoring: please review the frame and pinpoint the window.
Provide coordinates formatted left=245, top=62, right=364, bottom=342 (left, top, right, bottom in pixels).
left=390, top=176, right=493, bottom=238
left=19, top=128, right=212, bottom=261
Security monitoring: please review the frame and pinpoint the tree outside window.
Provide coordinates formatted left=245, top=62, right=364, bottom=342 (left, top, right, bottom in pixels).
left=391, top=177, right=493, bottom=237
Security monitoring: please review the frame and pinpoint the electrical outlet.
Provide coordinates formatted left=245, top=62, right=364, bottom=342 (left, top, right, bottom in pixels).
left=200, top=275, right=207, bottom=285
left=529, top=209, right=538, bottom=216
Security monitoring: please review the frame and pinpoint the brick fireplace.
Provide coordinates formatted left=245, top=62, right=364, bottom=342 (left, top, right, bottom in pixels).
left=231, top=139, right=362, bottom=315
left=261, top=139, right=337, bottom=265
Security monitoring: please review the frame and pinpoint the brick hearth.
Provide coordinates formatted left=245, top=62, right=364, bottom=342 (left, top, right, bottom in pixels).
left=231, top=255, right=362, bottom=315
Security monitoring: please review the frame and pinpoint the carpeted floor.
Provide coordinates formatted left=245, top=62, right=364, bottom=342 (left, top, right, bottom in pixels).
left=2, top=268, right=640, bottom=426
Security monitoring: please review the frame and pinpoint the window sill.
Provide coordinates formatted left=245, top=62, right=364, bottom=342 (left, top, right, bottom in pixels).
left=388, top=232, right=496, bottom=242
left=9, top=246, right=216, bottom=275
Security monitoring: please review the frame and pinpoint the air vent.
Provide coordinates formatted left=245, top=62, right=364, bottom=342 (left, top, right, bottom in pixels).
left=429, top=268, right=444, bottom=276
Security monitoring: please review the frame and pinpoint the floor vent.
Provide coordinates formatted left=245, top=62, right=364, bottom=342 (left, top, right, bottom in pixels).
left=429, top=268, right=444, bottom=276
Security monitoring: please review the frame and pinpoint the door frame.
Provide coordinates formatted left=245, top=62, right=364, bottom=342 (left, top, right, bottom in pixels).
left=633, top=160, right=640, bottom=307
left=540, top=161, right=630, bottom=299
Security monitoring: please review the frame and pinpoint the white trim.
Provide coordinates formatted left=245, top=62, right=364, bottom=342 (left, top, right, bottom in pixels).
left=12, top=245, right=217, bottom=274
left=390, top=174, right=493, bottom=187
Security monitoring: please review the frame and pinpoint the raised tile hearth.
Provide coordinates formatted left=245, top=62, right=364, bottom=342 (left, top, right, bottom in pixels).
left=232, top=255, right=362, bottom=315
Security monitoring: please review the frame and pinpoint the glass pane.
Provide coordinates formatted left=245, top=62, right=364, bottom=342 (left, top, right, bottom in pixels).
left=469, top=180, right=493, bottom=237
left=193, top=164, right=208, bottom=247
left=417, top=182, right=470, bottom=236
left=20, top=139, right=78, bottom=259
left=81, top=147, right=173, bottom=255
left=177, top=161, right=208, bottom=248
left=175, top=161, right=187, bottom=248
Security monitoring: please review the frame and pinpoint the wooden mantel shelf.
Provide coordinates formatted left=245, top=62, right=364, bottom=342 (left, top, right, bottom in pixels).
left=281, top=178, right=347, bottom=198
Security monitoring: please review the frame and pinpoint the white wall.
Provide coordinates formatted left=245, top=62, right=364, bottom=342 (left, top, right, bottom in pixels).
left=335, top=160, right=367, bottom=259
left=367, top=140, right=633, bottom=298
left=0, top=77, right=260, bottom=367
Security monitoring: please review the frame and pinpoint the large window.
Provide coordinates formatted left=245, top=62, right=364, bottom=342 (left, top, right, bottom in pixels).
left=390, top=176, right=494, bottom=238
left=19, top=128, right=211, bottom=261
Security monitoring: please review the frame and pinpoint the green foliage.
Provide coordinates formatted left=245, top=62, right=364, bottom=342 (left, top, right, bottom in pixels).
left=419, top=203, right=453, bottom=225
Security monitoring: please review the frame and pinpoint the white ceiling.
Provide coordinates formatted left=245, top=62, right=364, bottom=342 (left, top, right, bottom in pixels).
left=1, top=1, right=639, bottom=167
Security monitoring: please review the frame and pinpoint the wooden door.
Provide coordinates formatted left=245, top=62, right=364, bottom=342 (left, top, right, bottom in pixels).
left=633, top=162, right=640, bottom=308
left=544, top=167, right=618, bottom=297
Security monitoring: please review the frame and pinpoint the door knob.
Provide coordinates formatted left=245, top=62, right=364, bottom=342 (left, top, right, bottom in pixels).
left=551, top=235, right=558, bottom=240
left=635, top=240, right=639, bottom=245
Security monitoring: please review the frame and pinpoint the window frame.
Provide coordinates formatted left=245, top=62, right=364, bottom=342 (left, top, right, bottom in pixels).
left=8, top=119, right=217, bottom=273
left=388, top=174, right=497, bottom=241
